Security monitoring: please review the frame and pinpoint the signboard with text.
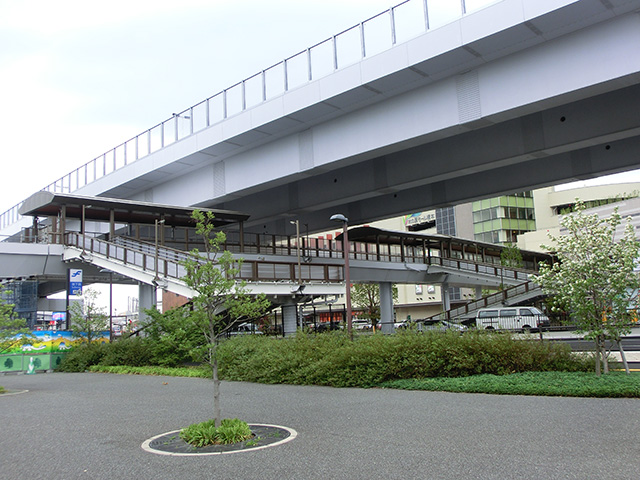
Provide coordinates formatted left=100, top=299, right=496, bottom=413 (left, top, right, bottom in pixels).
left=69, top=268, right=83, bottom=296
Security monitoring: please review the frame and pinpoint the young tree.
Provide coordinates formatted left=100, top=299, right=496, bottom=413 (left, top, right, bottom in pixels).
left=69, top=288, right=109, bottom=344
left=532, top=200, right=640, bottom=375
left=182, top=210, right=270, bottom=427
left=500, top=243, right=524, bottom=268
left=350, top=283, right=398, bottom=330
left=0, top=295, right=33, bottom=354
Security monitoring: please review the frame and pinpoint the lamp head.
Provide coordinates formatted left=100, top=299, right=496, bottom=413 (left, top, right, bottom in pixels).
left=330, top=214, right=348, bottom=223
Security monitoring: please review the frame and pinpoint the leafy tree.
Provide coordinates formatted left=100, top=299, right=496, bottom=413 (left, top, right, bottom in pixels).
left=69, top=288, right=109, bottom=344
left=532, top=200, right=640, bottom=375
left=351, top=283, right=397, bottom=330
left=182, top=210, right=270, bottom=426
left=500, top=242, right=524, bottom=268
left=0, top=295, right=33, bottom=354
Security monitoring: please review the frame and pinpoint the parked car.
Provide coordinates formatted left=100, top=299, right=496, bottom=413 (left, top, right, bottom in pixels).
left=421, top=319, right=467, bottom=332
left=313, top=322, right=342, bottom=333
left=228, top=322, right=263, bottom=335
left=352, top=319, right=372, bottom=331
left=475, top=306, right=550, bottom=332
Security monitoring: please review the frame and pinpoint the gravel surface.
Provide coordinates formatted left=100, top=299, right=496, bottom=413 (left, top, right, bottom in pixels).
left=1, top=372, right=638, bottom=480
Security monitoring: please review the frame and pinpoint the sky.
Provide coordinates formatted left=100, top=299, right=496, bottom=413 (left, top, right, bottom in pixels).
left=0, top=0, right=405, bottom=214
left=2, top=0, right=639, bottom=311
left=2, top=0, right=639, bottom=215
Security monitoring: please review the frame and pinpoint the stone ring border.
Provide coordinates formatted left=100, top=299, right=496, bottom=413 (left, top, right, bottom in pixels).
left=0, top=389, right=29, bottom=397
left=141, top=423, right=297, bottom=456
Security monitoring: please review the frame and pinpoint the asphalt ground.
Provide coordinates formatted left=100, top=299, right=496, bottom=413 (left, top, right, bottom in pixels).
left=1, top=372, right=639, bottom=480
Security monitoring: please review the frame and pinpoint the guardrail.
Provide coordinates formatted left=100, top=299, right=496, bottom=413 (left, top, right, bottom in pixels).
left=66, top=233, right=344, bottom=284
left=427, top=280, right=543, bottom=321
left=0, top=0, right=500, bottom=231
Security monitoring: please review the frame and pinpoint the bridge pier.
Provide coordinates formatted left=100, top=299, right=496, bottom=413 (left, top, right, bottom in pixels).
left=282, top=303, right=298, bottom=337
left=138, top=283, right=155, bottom=324
left=379, top=282, right=394, bottom=334
left=442, top=283, right=451, bottom=314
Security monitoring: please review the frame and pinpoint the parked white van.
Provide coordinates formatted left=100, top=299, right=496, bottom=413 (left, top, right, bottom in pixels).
left=475, top=307, right=550, bottom=332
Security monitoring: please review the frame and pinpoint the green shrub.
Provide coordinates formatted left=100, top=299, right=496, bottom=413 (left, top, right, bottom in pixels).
left=58, top=342, right=108, bottom=372
left=99, top=337, right=153, bottom=367
left=216, top=330, right=591, bottom=388
left=180, top=418, right=252, bottom=447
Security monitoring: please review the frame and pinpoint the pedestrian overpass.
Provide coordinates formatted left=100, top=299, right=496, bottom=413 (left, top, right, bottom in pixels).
left=1, top=0, right=636, bottom=332
left=0, top=192, right=550, bottom=333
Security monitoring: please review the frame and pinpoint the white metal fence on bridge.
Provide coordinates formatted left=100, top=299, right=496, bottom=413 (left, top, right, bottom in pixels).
left=0, top=0, right=501, bottom=231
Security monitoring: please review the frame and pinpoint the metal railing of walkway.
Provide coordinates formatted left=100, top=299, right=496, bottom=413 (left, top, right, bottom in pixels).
left=0, top=0, right=501, bottom=231
left=65, top=233, right=345, bottom=292
left=426, top=280, right=544, bottom=322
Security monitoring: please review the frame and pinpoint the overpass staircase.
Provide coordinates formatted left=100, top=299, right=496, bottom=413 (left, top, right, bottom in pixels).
left=62, top=232, right=345, bottom=299
left=425, top=279, right=544, bottom=324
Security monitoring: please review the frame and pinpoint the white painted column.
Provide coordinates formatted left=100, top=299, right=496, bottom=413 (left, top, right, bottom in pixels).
left=441, top=283, right=451, bottom=312
left=138, top=282, right=155, bottom=324
left=282, top=304, right=298, bottom=336
left=379, top=282, right=394, bottom=334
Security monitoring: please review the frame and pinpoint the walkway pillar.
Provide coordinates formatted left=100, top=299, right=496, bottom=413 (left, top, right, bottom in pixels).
left=138, top=282, right=155, bottom=325
left=379, top=282, right=394, bottom=334
left=475, top=287, right=483, bottom=302
left=282, top=303, right=298, bottom=337
left=441, top=283, right=451, bottom=313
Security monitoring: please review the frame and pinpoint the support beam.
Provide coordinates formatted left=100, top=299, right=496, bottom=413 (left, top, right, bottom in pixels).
left=282, top=303, right=298, bottom=337
left=138, top=282, right=155, bottom=324
left=379, top=282, right=394, bottom=333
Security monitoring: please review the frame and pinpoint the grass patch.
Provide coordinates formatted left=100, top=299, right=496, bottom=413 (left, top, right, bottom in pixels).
left=381, top=371, right=640, bottom=398
left=88, top=364, right=210, bottom=377
left=180, top=418, right=252, bottom=447
left=0, top=385, right=5, bottom=394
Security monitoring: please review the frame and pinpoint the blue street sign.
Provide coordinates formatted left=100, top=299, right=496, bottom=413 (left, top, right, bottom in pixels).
left=69, top=268, right=83, bottom=296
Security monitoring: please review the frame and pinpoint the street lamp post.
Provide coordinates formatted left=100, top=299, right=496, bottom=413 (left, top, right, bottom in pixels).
left=330, top=214, right=352, bottom=339
left=290, top=220, right=302, bottom=285
left=154, top=218, right=165, bottom=282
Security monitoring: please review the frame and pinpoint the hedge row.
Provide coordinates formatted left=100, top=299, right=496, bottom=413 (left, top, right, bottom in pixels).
left=216, top=330, right=591, bottom=388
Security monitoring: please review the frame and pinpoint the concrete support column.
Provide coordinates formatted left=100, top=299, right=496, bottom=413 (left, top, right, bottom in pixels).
left=441, top=283, right=451, bottom=313
left=282, top=303, right=298, bottom=337
left=379, top=282, right=394, bottom=334
left=475, top=287, right=483, bottom=303
left=138, top=282, right=155, bottom=325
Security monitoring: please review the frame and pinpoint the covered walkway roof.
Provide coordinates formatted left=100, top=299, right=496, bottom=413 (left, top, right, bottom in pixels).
left=340, top=226, right=553, bottom=264
left=18, top=191, right=249, bottom=228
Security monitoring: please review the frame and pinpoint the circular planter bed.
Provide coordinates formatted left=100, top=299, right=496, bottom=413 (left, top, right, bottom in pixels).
left=142, top=424, right=296, bottom=456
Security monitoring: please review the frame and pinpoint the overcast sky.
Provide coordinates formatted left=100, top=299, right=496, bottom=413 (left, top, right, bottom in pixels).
left=2, top=0, right=638, bottom=215
left=0, top=0, right=408, bottom=214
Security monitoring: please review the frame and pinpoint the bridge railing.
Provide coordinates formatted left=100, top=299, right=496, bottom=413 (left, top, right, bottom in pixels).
left=427, top=280, right=543, bottom=321
left=66, top=233, right=344, bottom=285
left=0, top=0, right=501, bottom=231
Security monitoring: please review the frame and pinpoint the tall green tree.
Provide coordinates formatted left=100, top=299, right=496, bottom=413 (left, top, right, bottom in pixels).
left=0, top=295, right=33, bottom=354
left=182, top=210, right=270, bottom=426
left=351, top=283, right=397, bottom=330
left=69, top=288, right=109, bottom=344
left=532, top=200, right=640, bottom=375
left=500, top=242, right=524, bottom=268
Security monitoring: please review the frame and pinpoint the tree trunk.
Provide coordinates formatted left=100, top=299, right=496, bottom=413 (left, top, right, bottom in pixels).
left=601, top=336, right=610, bottom=374
left=617, top=339, right=631, bottom=374
left=212, top=347, right=221, bottom=428
left=594, top=339, right=602, bottom=376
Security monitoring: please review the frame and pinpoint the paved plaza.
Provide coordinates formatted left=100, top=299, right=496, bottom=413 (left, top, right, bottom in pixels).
left=1, top=372, right=638, bottom=479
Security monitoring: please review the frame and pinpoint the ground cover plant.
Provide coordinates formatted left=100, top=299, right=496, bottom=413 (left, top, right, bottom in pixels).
left=180, top=418, right=252, bottom=447
left=381, top=371, right=640, bottom=398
